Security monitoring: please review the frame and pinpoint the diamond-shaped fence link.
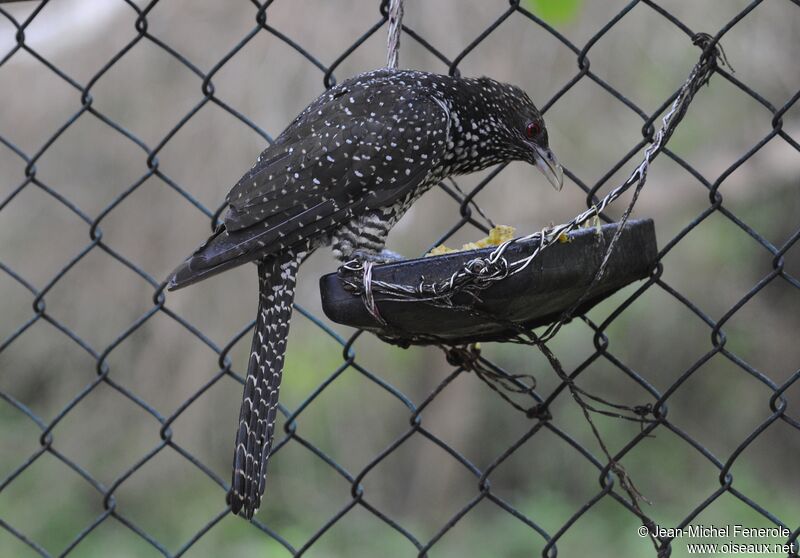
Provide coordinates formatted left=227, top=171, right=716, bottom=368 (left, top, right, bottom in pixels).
left=1, top=0, right=798, bottom=557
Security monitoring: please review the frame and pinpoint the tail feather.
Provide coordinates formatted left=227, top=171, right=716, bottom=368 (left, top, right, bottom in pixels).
left=228, top=252, right=301, bottom=518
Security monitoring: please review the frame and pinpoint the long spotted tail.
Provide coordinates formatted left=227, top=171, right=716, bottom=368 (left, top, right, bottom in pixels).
left=227, top=252, right=300, bottom=518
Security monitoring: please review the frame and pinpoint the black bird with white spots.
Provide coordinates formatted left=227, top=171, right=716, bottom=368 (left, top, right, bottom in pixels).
left=168, top=67, right=563, bottom=519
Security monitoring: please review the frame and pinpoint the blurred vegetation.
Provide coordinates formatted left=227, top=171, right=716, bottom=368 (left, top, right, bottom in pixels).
left=526, top=0, right=584, bottom=26
left=0, top=1, right=798, bottom=557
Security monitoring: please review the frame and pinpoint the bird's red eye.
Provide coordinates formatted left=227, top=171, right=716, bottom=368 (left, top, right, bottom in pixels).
left=526, top=121, right=541, bottom=139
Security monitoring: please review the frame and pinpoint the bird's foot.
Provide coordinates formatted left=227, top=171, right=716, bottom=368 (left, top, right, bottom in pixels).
left=351, top=249, right=405, bottom=264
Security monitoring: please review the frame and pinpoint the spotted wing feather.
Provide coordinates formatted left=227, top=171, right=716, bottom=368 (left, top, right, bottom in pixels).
left=168, top=74, right=448, bottom=290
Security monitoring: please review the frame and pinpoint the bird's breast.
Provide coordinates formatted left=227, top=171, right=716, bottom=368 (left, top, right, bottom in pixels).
left=329, top=174, right=440, bottom=261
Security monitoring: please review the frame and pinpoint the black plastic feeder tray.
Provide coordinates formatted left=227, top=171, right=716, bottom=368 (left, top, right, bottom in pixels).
left=320, top=219, right=657, bottom=344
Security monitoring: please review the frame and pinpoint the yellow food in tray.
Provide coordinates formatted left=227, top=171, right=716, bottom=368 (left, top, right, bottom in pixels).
left=427, top=225, right=516, bottom=256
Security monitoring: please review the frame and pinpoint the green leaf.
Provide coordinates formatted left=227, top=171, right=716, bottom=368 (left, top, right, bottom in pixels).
left=525, top=0, right=583, bottom=26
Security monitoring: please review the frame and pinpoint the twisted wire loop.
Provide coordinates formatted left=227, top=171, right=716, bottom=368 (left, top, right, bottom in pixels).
left=360, top=261, right=387, bottom=326
left=444, top=345, right=538, bottom=415
left=342, top=33, right=726, bottom=338
left=340, top=253, right=510, bottom=313
left=386, top=0, right=404, bottom=69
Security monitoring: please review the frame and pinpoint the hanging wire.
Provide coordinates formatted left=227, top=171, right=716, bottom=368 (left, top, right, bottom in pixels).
left=387, top=0, right=404, bottom=69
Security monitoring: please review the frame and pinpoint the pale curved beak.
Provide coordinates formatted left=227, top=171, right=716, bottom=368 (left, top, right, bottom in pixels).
left=533, top=145, right=564, bottom=191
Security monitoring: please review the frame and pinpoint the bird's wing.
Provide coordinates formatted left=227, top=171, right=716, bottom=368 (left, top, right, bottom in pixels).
left=168, top=80, right=449, bottom=288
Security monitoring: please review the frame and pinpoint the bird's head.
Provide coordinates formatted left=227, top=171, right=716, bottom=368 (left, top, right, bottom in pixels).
left=448, top=76, right=564, bottom=190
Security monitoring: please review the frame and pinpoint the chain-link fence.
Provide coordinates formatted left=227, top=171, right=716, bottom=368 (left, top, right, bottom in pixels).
left=1, top=1, right=798, bottom=556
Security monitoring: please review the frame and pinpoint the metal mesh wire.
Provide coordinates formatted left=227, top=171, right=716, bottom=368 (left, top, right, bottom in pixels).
left=1, top=0, right=798, bottom=556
